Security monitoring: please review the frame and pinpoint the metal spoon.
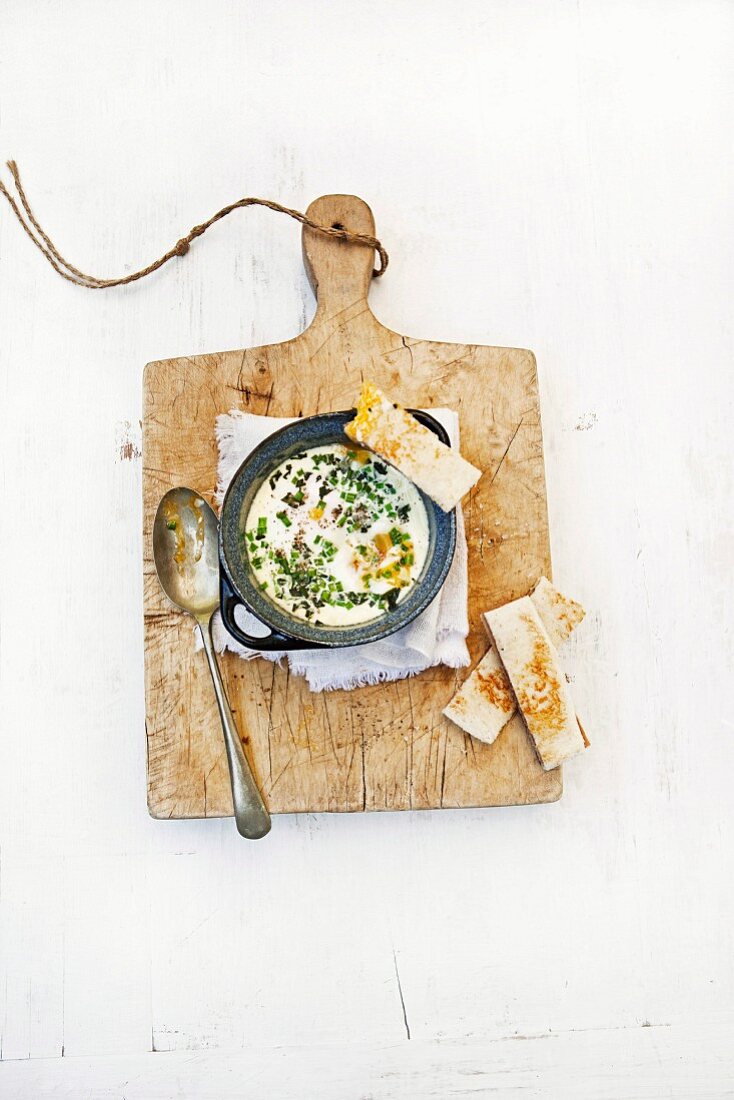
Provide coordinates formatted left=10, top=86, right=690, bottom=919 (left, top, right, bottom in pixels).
left=152, top=487, right=271, bottom=839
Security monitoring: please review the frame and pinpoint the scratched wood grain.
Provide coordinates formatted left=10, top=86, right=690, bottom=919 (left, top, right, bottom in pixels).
left=143, top=195, right=559, bottom=817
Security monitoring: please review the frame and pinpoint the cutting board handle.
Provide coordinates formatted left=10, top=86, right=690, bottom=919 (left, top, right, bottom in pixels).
left=302, top=195, right=377, bottom=317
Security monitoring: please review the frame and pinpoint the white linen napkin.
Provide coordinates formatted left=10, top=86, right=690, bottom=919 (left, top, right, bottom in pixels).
left=206, top=409, right=470, bottom=692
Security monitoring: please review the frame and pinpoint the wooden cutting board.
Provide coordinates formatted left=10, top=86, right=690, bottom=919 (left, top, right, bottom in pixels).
left=143, top=194, right=560, bottom=817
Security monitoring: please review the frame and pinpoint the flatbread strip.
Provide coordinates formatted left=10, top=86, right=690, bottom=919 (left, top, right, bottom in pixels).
left=443, top=645, right=516, bottom=745
left=485, top=597, right=586, bottom=770
left=530, top=575, right=585, bottom=648
left=443, top=578, right=586, bottom=746
left=345, top=382, right=481, bottom=512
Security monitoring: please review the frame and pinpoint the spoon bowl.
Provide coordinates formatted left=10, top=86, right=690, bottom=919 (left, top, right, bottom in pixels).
left=153, top=487, right=271, bottom=840
left=153, top=487, right=220, bottom=617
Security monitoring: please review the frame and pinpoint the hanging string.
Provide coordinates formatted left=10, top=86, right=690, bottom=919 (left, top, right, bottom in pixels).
left=0, top=160, right=389, bottom=289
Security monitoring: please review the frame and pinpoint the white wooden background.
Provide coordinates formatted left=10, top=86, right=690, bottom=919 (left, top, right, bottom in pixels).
left=0, top=1, right=732, bottom=1096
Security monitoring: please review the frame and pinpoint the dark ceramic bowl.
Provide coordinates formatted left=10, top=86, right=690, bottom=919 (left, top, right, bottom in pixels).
left=219, top=410, right=456, bottom=650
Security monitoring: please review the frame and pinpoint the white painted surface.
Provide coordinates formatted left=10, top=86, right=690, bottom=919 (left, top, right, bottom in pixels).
left=0, top=1, right=731, bottom=1095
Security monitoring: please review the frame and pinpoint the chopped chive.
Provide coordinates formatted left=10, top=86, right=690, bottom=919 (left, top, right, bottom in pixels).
left=276, top=511, right=292, bottom=527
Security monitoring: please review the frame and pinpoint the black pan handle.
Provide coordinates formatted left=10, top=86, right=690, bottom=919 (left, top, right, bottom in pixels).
left=219, top=572, right=320, bottom=651
left=408, top=408, right=451, bottom=446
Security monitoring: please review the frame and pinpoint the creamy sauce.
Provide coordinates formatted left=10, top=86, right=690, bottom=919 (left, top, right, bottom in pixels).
left=241, top=445, right=429, bottom=626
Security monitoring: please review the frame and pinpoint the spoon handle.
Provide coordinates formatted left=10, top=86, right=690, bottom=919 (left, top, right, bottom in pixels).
left=198, top=617, right=271, bottom=839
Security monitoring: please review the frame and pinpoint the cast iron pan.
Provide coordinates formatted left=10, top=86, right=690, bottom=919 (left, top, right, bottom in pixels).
left=219, top=409, right=456, bottom=650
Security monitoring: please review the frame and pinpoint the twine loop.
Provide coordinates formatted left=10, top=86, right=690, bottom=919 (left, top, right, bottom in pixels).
left=0, top=160, right=389, bottom=290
